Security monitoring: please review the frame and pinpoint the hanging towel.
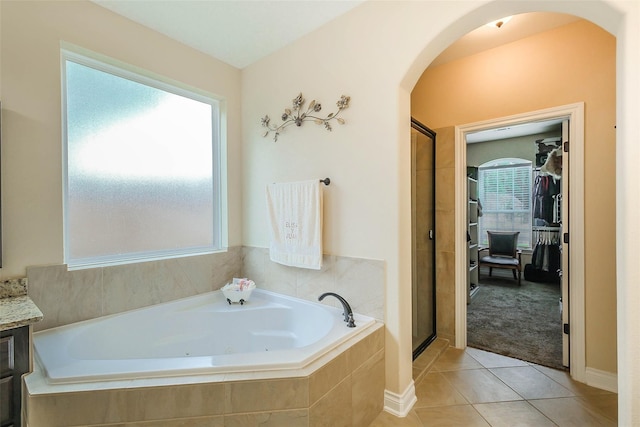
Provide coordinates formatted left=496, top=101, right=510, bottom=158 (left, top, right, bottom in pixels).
left=266, top=180, right=323, bottom=269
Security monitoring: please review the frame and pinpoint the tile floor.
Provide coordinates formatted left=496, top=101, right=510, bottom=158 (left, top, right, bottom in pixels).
left=370, top=344, right=617, bottom=426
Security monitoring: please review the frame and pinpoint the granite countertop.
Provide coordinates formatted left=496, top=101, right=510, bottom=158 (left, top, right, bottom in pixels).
left=0, top=278, right=43, bottom=331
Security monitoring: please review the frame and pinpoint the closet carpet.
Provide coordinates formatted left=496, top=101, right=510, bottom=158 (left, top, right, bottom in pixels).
left=467, top=270, right=564, bottom=370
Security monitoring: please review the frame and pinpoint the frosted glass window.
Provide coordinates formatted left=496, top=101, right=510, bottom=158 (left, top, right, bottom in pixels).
left=63, top=52, right=223, bottom=268
left=478, top=159, right=532, bottom=249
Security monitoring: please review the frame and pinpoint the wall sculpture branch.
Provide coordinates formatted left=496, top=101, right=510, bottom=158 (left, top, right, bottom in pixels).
left=261, top=93, right=350, bottom=142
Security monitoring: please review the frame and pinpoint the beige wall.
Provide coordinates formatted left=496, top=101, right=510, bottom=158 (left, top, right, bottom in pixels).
left=241, top=0, right=639, bottom=415
left=2, top=0, right=639, bottom=419
left=466, top=132, right=560, bottom=167
left=0, top=1, right=243, bottom=279
left=412, top=20, right=617, bottom=373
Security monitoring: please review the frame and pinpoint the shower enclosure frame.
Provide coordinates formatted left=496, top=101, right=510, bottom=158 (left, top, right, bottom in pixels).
left=411, top=118, right=437, bottom=360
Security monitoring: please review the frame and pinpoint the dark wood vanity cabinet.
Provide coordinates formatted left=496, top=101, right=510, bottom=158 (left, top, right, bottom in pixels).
left=1, top=326, right=28, bottom=427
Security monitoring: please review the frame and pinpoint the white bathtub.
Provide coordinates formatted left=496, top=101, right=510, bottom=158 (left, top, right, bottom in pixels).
left=33, top=289, right=376, bottom=384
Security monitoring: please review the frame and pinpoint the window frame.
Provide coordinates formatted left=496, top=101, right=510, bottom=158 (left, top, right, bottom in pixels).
left=61, top=47, right=227, bottom=269
left=477, top=159, right=533, bottom=250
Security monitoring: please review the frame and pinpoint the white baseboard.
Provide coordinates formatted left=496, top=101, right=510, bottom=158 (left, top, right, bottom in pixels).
left=585, top=367, right=617, bottom=393
left=383, top=381, right=417, bottom=417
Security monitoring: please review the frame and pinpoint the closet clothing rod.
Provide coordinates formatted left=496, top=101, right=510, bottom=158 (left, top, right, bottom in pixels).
left=532, top=225, right=561, bottom=231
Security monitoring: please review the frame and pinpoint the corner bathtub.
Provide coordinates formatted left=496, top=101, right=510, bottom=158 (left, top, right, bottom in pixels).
left=33, top=288, right=377, bottom=384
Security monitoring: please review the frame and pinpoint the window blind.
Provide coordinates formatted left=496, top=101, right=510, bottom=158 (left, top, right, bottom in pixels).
left=478, top=163, right=532, bottom=248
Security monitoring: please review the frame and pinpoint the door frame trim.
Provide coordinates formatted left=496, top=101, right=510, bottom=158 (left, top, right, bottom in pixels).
left=453, top=102, right=586, bottom=381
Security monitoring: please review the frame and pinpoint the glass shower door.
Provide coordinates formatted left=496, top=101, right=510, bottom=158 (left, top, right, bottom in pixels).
left=411, top=119, right=436, bottom=358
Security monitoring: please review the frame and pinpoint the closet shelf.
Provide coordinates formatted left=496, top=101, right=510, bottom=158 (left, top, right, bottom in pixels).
left=469, top=284, right=480, bottom=299
left=467, top=176, right=479, bottom=304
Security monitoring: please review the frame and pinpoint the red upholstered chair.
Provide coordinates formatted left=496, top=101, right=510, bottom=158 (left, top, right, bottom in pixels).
left=479, top=231, right=522, bottom=285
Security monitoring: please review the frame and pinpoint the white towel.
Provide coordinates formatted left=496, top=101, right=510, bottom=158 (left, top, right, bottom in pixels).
left=266, top=180, right=323, bottom=269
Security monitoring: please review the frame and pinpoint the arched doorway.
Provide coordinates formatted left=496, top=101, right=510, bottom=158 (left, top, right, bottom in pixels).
left=410, top=14, right=607, bottom=380
left=397, top=0, right=637, bottom=421
left=410, top=12, right=608, bottom=384
left=413, top=15, right=615, bottom=382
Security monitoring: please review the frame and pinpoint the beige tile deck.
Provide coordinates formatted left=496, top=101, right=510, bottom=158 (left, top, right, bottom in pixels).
left=370, top=347, right=617, bottom=426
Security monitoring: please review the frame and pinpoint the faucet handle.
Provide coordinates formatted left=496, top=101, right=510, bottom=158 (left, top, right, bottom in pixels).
left=346, top=313, right=356, bottom=328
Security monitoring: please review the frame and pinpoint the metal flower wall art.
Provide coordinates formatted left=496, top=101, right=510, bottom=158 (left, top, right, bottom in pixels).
left=261, top=93, right=350, bottom=142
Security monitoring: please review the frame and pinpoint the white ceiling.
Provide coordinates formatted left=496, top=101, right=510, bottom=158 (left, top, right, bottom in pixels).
left=92, top=2, right=581, bottom=70
left=90, top=2, right=581, bottom=141
left=92, top=0, right=364, bottom=69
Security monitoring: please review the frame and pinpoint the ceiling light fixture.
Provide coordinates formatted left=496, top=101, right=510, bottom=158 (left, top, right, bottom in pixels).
left=486, top=16, right=512, bottom=29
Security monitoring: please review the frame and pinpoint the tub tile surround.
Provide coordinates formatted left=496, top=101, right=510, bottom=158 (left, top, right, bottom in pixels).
left=26, top=248, right=243, bottom=331
left=24, top=248, right=386, bottom=425
left=26, top=247, right=383, bottom=332
left=243, top=247, right=385, bottom=321
left=24, top=322, right=385, bottom=426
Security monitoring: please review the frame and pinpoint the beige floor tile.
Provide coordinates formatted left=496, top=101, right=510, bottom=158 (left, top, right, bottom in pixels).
left=531, top=363, right=615, bottom=397
left=413, top=366, right=425, bottom=380
left=413, top=338, right=449, bottom=380
left=529, top=396, right=617, bottom=426
left=431, top=347, right=483, bottom=372
left=577, top=393, right=618, bottom=422
left=394, top=344, right=619, bottom=427
left=473, top=401, right=556, bottom=427
left=414, top=404, right=490, bottom=427
left=120, top=417, right=224, bottom=427
left=225, top=410, right=307, bottom=427
left=441, top=369, right=522, bottom=404
left=489, top=366, right=575, bottom=400
left=466, top=347, right=529, bottom=369
left=368, top=410, right=424, bottom=427
left=414, top=372, right=468, bottom=408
